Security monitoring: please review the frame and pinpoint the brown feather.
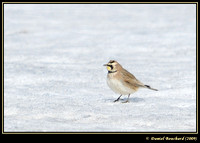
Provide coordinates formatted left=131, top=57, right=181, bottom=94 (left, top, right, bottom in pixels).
left=119, top=67, right=145, bottom=90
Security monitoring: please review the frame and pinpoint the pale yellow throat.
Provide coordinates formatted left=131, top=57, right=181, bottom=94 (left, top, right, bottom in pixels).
left=107, top=66, right=111, bottom=71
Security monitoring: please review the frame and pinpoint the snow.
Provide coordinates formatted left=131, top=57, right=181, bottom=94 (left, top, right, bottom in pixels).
left=4, top=4, right=196, bottom=132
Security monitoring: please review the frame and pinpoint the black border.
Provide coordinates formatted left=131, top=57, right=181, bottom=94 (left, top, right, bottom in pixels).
left=1, top=2, right=199, bottom=140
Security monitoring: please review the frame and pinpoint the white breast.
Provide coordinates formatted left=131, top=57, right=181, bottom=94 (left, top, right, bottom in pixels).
left=106, top=75, right=135, bottom=95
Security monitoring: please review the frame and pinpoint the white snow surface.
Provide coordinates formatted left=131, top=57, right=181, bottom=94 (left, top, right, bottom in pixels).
left=4, top=4, right=196, bottom=132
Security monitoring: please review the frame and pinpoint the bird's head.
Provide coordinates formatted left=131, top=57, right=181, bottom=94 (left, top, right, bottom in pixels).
left=103, top=60, right=121, bottom=73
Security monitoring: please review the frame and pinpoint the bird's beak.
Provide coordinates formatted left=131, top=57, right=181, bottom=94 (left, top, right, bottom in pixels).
left=103, top=64, right=108, bottom=66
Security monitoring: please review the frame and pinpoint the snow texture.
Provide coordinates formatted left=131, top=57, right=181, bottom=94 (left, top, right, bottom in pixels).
left=4, top=4, right=196, bottom=132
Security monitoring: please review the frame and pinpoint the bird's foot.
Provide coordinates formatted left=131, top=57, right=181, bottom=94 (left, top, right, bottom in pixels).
left=113, top=95, right=122, bottom=102
left=122, top=100, right=129, bottom=103
left=113, top=99, right=119, bottom=102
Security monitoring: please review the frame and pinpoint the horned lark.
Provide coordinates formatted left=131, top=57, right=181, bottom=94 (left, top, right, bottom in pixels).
left=103, top=60, right=158, bottom=103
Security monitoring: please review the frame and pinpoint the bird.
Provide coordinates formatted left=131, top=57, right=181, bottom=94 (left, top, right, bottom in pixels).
left=103, top=60, right=158, bottom=103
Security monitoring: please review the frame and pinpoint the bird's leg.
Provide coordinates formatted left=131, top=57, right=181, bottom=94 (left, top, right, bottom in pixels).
left=122, top=94, right=130, bottom=103
left=114, top=95, right=122, bottom=102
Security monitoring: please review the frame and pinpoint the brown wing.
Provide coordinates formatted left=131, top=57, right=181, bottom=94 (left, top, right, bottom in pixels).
left=120, top=68, right=145, bottom=89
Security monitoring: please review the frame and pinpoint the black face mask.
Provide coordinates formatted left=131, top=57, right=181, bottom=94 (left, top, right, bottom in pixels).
left=108, top=70, right=117, bottom=73
left=108, top=65, right=113, bottom=70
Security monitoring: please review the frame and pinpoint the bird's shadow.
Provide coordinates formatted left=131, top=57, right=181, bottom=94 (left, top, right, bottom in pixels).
left=106, top=97, right=145, bottom=103
left=127, top=97, right=145, bottom=103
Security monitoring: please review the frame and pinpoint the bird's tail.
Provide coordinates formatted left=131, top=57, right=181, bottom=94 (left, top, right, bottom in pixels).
left=144, top=85, right=158, bottom=91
